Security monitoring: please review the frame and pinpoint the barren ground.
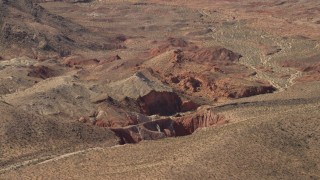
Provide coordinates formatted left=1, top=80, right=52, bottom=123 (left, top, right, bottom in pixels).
left=0, top=0, right=319, bottom=179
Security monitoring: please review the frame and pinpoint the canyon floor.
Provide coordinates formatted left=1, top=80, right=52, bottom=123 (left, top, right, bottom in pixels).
left=0, top=0, right=320, bottom=179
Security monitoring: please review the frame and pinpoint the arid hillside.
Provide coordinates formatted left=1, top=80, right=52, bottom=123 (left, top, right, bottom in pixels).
left=0, top=0, right=319, bottom=179
left=0, top=0, right=123, bottom=59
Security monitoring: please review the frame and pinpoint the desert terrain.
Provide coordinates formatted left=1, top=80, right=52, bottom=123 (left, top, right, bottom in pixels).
left=0, top=0, right=319, bottom=179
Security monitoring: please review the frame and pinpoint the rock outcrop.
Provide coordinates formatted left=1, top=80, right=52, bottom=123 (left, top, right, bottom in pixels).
left=137, top=90, right=182, bottom=116
left=173, top=107, right=227, bottom=136
left=109, top=107, right=227, bottom=144
left=111, top=119, right=175, bottom=144
left=82, top=105, right=226, bottom=144
left=144, top=38, right=276, bottom=100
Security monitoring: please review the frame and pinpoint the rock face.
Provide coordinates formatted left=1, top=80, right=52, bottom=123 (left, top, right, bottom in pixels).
left=82, top=91, right=199, bottom=128
left=110, top=126, right=142, bottom=144
left=91, top=107, right=227, bottom=144
left=109, top=108, right=227, bottom=144
left=137, top=90, right=182, bottom=116
left=173, top=107, right=226, bottom=136
left=181, top=100, right=200, bottom=112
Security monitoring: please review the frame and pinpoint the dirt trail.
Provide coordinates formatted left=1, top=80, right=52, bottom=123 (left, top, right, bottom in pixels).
left=0, top=144, right=131, bottom=174
left=0, top=147, right=105, bottom=174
